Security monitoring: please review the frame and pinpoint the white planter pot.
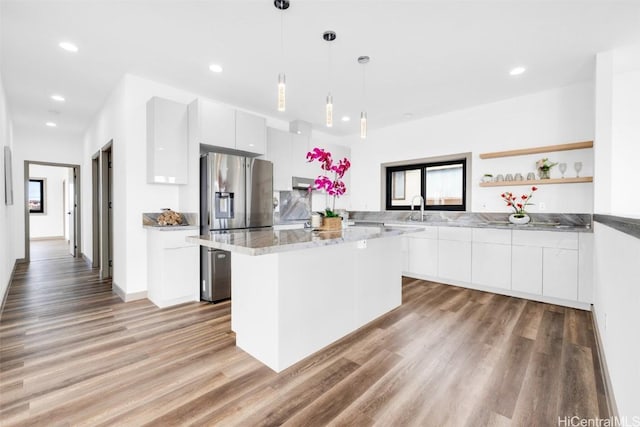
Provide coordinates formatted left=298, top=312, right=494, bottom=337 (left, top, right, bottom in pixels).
left=509, top=214, right=531, bottom=225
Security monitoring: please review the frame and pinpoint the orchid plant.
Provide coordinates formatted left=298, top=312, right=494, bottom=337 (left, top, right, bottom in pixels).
left=501, top=186, right=538, bottom=217
left=306, top=147, right=351, bottom=217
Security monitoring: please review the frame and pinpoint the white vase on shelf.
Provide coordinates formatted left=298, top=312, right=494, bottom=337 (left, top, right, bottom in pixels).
left=509, top=213, right=531, bottom=225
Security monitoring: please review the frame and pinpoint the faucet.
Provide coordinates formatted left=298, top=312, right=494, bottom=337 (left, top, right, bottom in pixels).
left=410, top=195, right=425, bottom=221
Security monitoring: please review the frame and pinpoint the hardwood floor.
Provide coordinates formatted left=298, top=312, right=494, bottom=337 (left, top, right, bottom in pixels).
left=29, top=239, right=73, bottom=261
left=0, top=255, right=609, bottom=426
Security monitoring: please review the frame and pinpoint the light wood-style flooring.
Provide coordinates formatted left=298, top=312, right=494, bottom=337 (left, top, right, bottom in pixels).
left=0, top=254, right=608, bottom=426
left=29, top=238, right=72, bottom=261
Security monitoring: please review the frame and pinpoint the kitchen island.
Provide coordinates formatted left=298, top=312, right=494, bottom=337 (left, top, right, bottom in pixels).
left=187, top=225, right=420, bottom=372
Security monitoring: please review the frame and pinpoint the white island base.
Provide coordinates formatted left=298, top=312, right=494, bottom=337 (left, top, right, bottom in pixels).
left=231, top=236, right=402, bottom=372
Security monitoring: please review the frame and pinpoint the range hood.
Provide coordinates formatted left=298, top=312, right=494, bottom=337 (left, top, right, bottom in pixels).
left=292, top=176, right=315, bottom=190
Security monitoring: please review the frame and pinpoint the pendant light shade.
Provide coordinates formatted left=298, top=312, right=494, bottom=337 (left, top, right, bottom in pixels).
left=278, top=73, right=286, bottom=112
left=326, top=94, right=333, bottom=127
left=275, top=0, right=290, bottom=112
left=360, top=111, right=367, bottom=139
left=323, top=31, right=336, bottom=127
left=358, top=55, right=370, bottom=139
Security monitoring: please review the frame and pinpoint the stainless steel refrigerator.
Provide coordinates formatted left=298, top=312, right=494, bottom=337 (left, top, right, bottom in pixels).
left=200, top=153, right=273, bottom=302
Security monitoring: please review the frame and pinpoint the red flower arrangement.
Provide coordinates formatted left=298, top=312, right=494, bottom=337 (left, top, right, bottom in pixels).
left=306, top=147, right=351, bottom=217
left=501, top=186, right=538, bottom=217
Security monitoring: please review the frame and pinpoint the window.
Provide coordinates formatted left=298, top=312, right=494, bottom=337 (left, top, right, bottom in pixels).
left=29, top=179, right=45, bottom=214
left=385, top=159, right=467, bottom=211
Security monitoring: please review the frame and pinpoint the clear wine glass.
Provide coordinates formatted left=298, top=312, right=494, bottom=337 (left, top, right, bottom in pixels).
left=574, top=161, right=583, bottom=178
left=559, top=163, right=567, bottom=178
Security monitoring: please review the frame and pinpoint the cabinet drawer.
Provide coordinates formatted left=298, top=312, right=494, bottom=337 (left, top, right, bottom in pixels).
left=438, top=226, right=472, bottom=242
left=472, top=228, right=511, bottom=244
left=512, top=230, right=578, bottom=249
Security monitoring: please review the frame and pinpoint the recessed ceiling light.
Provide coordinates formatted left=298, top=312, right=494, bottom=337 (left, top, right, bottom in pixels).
left=59, top=41, right=79, bottom=52
left=509, top=66, right=526, bottom=76
left=46, top=122, right=57, bottom=127
left=341, top=116, right=351, bottom=122
left=209, top=63, right=223, bottom=73
left=51, top=94, right=65, bottom=102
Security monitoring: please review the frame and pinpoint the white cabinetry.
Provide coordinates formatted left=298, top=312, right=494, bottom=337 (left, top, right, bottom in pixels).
left=403, top=225, right=592, bottom=309
left=236, top=110, right=266, bottom=154
left=147, top=229, right=199, bottom=308
left=266, top=128, right=294, bottom=191
left=438, top=227, right=472, bottom=283
left=407, top=227, right=438, bottom=277
left=511, top=245, right=543, bottom=294
left=188, top=99, right=266, bottom=155
left=471, top=228, right=511, bottom=290
left=146, top=97, right=188, bottom=184
left=188, top=98, right=235, bottom=150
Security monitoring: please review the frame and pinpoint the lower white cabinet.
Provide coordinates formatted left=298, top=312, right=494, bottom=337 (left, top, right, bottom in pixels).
left=472, top=242, right=511, bottom=289
left=438, top=240, right=471, bottom=283
left=408, top=237, right=438, bottom=277
left=511, top=245, right=543, bottom=295
left=403, top=226, right=591, bottom=309
left=543, top=248, right=578, bottom=300
left=147, top=229, right=199, bottom=308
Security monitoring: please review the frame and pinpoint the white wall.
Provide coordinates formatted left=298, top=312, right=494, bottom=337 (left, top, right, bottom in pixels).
left=593, top=223, right=640, bottom=419
left=345, top=82, right=595, bottom=213
left=0, top=72, right=19, bottom=306
left=11, top=126, right=83, bottom=259
left=593, top=45, right=640, bottom=420
left=28, top=164, right=69, bottom=239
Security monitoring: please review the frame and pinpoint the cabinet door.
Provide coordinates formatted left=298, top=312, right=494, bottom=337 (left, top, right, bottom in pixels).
left=163, top=246, right=199, bottom=301
left=147, top=97, right=188, bottom=184
left=543, top=248, right=578, bottom=300
left=236, top=110, right=266, bottom=154
left=193, top=99, right=235, bottom=149
left=438, top=240, right=471, bottom=283
left=408, top=237, right=438, bottom=277
left=291, top=134, right=315, bottom=178
left=266, top=128, right=293, bottom=191
left=511, top=245, right=543, bottom=295
left=472, top=242, right=511, bottom=289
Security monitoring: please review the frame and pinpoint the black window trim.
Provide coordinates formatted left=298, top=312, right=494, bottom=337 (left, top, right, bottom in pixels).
left=385, top=158, right=467, bottom=211
left=29, top=178, right=45, bottom=214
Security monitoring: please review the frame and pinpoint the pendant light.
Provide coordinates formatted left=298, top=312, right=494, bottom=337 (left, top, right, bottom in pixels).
left=275, top=0, right=290, bottom=112
left=323, top=31, right=336, bottom=127
left=358, top=55, right=370, bottom=139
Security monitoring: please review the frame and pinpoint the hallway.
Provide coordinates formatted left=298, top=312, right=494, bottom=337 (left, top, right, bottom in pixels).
left=29, top=238, right=72, bottom=261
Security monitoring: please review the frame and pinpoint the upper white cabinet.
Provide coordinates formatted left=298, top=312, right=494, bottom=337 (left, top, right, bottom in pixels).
left=266, top=128, right=294, bottom=191
left=189, top=98, right=235, bottom=150
left=147, top=97, right=189, bottom=184
left=188, top=98, right=266, bottom=155
left=236, top=110, right=266, bottom=154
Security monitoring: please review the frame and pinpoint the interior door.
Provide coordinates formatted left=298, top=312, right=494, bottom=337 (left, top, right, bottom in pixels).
left=68, top=167, right=76, bottom=256
left=107, top=148, right=113, bottom=277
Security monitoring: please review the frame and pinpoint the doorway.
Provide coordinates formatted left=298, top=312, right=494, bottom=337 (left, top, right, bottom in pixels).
left=92, top=142, right=113, bottom=279
left=24, top=161, right=81, bottom=262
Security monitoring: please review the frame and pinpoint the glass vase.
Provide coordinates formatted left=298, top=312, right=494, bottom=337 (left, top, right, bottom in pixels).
left=539, top=169, right=550, bottom=179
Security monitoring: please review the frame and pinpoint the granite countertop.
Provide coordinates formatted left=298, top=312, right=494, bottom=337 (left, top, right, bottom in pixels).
left=349, top=211, right=593, bottom=233
left=186, top=225, right=421, bottom=256
left=377, top=219, right=591, bottom=233
left=143, top=225, right=200, bottom=231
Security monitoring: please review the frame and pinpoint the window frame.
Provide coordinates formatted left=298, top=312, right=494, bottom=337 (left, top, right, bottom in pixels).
left=385, top=158, right=467, bottom=211
left=29, top=178, right=46, bottom=214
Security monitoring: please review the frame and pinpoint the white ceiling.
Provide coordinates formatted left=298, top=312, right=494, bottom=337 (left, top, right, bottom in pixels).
left=2, top=0, right=640, bottom=138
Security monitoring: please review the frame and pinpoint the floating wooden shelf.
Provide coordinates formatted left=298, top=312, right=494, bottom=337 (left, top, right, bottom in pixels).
left=479, top=141, right=593, bottom=159
left=479, top=177, right=593, bottom=187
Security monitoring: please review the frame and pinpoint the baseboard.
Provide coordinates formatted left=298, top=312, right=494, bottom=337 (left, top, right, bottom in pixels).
left=112, top=282, right=147, bottom=302
left=80, top=252, right=92, bottom=264
left=16, top=258, right=27, bottom=264
left=0, top=259, right=20, bottom=317
left=29, top=236, right=65, bottom=241
left=591, top=308, right=619, bottom=418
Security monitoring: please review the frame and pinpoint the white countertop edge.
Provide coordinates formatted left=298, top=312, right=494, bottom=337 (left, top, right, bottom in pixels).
left=144, top=225, right=200, bottom=231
